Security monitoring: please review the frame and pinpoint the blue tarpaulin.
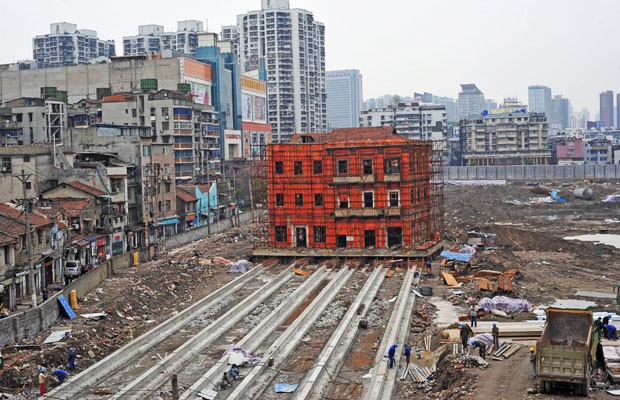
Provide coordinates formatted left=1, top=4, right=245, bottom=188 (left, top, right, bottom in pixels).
left=440, top=251, right=472, bottom=263
left=58, top=295, right=76, bottom=319
left=274, top=383, right=299, bottom=393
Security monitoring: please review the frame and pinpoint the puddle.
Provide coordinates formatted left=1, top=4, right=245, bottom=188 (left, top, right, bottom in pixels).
left=432, top=297, right=461, bottom=327
left=564, top=234, right=620, bottom=249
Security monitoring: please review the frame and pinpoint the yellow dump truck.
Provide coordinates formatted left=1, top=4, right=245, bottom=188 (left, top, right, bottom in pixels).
left=536, top=308, right=599, bottom=396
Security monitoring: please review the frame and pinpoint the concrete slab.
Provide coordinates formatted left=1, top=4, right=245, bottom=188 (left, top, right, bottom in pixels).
left=575, top=291, right=616, bottom=299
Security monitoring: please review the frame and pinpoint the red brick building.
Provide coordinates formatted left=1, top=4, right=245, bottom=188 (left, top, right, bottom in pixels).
left=264, top=126, right=442, bottom=258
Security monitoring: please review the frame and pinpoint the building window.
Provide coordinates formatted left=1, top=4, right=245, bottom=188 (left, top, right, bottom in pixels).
left=363, top=192, right=374, bottom=208
left=385, top=158, right=401, bottom=174
left=23, top=156, right=31, bottom=163
left=363, top=159, right=373, bottom=175
left=276, top=193, right=284, bottom=206
left=294, top=161, right=303, bottom=175
left=161, top=107, right=169, bottom=117
left=165, top=182, right=171, bottom=193
left=295, top=193, right=304, bottom=206
left=314, top=193, right=324, bottom=206
left=275, top=161, right=283, bottom=174
left=275, top=226, right=287, bottom=243
left=162, top=121, right=170, bottom=131
left=313, top=226, right=326, bottom=243
left=313, top=160, right=323, bottom=174
left=25, top=182, right=32, bottom=190
left=389, top=191, right=400, bottom=207
left=1, top=157, right=11, bottom=172
left=142, top=145, right=151, bottom=156
left=387, top=227, right=403, bottom=248
left=166, top=200, right=171, bottom=212
left=338, top=194, right=349, bottom=209
left=337, top=159, right=348, bottom=175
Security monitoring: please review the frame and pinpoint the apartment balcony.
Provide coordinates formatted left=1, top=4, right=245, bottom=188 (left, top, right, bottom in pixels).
left=332, top=175, right=375, bottom=184
left=174, top=143, right=193, bottom=149
left=0, top=122, right=21, bottom=130
left=334, top=207, right=401, bottom=218
left=175, top=171, right=194, bottom=178
left=174, top=129, right=194, bottom=135
left=175, top=157, right=194, bottom=163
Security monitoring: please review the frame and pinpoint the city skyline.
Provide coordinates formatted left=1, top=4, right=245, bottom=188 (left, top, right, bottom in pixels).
left=0, top=0, right=618, bottom=114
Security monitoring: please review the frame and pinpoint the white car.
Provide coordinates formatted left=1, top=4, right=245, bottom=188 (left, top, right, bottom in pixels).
left=64, top=260, right=82, bottom=277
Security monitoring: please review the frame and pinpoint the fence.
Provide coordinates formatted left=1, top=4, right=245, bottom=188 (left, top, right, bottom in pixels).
left=0, top=253, right=133, bottom=345
left=443, top=165, right=620, bottom=181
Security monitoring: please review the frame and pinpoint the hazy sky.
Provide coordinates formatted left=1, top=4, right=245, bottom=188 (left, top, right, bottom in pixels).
left=1, top=0, right=618, bottom=113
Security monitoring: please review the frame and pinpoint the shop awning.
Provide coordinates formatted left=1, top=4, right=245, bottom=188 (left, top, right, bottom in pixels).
left=185, top=214, right=196, bottom=221
left=158, top=218, right=180, bottom=226
left=76, top=239, right=90, bottom=247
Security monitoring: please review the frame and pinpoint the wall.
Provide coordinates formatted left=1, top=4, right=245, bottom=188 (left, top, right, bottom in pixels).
left=0, top=252, right=131, bottom=346
left=443, top=164, right=620, bottom=180
left=162, top=210, right=256, bottom=249
left=0, top=59, right=183, bottom=104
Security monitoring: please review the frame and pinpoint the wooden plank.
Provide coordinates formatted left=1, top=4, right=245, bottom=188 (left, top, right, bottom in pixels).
left=293, top=268, right=310, bottom=276
left=385, top=269, right=395, bottom=278
left=441, top=271, right=458, bottom=286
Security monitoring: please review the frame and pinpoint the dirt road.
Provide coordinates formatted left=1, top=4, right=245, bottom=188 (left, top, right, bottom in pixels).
left=475, top=349, right=532, bottom=400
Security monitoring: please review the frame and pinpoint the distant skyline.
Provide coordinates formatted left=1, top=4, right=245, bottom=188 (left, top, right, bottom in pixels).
left=1, top=0, right=618, bottom=114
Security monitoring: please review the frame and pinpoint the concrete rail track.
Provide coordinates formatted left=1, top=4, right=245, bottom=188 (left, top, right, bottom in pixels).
left=178, top=265, right=332, bottom=399
left=362, top=268, right=416, bottom=400
left=225, top=267, right=354, bottom=399
left=47, top=263, right=270, bottom=399
left=293, top=265, right=386, bottom=400
left=110, top=263, right=297, bottom=400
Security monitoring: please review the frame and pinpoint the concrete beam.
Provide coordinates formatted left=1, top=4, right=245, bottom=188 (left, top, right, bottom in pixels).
left=294, top=266, right=386, bottom=400
left=179, top=265, right=331, bottom=399
left=111, top=263, right=296, bottom=400
left=49, top=264, right=267, bottom=399
left=226, top=267, right=354, bottom=399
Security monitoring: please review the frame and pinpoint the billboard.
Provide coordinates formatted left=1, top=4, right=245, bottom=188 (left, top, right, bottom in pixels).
left=253, top=96, right=266, bottom=122
left=242, top=94, right=253, bottom=120
left=188, top=81, right=212, bottom=105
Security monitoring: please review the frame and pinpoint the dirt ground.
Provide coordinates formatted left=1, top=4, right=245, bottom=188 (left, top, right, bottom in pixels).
left=423, top=180, right=620, bottom=399
left=0, top=225, right=258, bottom=398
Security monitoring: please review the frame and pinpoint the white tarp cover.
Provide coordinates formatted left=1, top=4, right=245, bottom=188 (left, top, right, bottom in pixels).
left=478, top=296, right=532, bottom=313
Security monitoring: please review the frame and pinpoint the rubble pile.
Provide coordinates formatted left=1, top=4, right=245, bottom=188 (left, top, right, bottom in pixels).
left=0, top=224, right=259, bottom=394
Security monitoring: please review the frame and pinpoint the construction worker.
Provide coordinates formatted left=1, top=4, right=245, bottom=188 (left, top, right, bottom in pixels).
left=388, top=344, right=398, bottom=369
left=53, top=368, right=68, bottom=384
left=469, top=304, right=478, bottom=327
left=460, top=324, right=470, bottom=353
left=606, top=324, right=618, bottom=340
left=229, top=364, right=239, bottom=380
left=604, top=315, right=612, bottom=337
left=424, top=260, right=432, bottom=277
left=38, top=367, right=48, bottom=396
left=470, top=339, right=487, bottom=359
left=68, top=347, right=76, bottom=370
left=530, top=347, right=537, bottom=377
left=404, top=344, right=412, bottom=365
left=491, top=323, right=500, bottom=349
left=594, top=317, right=603, bottom=334
left=219, top=372, right=232, bottom=389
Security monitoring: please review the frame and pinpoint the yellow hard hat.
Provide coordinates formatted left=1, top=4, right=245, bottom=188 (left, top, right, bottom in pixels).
left=529, top=347, right=535, bottom=352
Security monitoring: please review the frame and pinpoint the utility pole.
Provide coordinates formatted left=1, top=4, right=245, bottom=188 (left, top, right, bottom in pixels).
left=16, top=170, right=37, bottom=308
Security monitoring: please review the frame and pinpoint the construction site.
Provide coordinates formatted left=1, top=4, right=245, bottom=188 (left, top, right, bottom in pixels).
left=1, top=127, right=620, bottom=399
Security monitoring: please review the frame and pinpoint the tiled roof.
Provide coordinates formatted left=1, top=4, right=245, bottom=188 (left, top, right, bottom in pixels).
left=102, top=93, right=136, bottom=103
left=0, top=203, right=53, bottom=229
left=64, top=182, right=107, bottom=197
left=176, top=188, right=198, bottom=203
left=288, top=126, right=408, bottom=144
left=57, top=199, right=92, bottom=217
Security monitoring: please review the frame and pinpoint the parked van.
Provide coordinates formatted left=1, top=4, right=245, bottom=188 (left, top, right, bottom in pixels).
left=64, top=260, right=82, bottom=277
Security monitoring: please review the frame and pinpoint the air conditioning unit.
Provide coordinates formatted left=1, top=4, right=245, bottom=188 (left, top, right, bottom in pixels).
left=72, top=223, right=80, bottom=231
left=0, top=167, right=7, bottom=172
left=163, top=175, right=170, bottom=181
